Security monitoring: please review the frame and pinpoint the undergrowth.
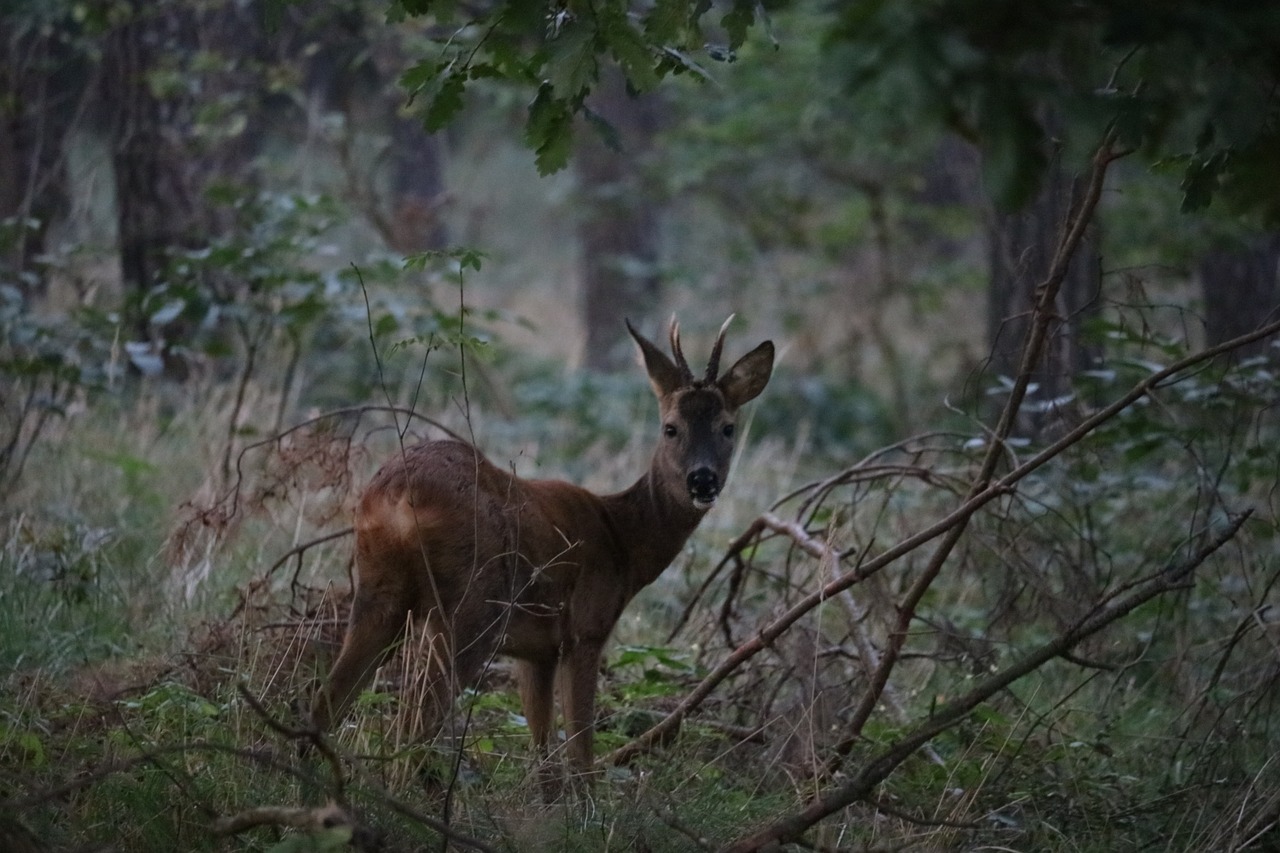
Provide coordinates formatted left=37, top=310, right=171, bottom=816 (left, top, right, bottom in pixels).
left=3, top=325, right=1280, bottom=851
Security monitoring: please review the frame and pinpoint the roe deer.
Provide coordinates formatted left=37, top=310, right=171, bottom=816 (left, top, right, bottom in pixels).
left=310, top=316, right=773, bottom=780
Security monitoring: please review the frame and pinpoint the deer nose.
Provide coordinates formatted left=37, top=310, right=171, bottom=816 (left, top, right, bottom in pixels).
left=687, top=467, right=720, bottom=508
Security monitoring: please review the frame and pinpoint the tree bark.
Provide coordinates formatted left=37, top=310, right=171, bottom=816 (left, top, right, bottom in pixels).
left=1199, top=234, right=1280, bottom=360
left=986, top=162, right=1101, bottom=433
left=0, top=19, right=79, bottom=295
left=576, top=68, right=663, bottom=371
left=386, top=115, right=448, bottom=253
left=105, top=0, right=200, bottom=343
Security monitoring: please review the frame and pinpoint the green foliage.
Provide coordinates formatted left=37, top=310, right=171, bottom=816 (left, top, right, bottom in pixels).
left=153, top=185, right=343, bottom=362
left=526, top=83, right=577, bottom=173
left=390, top=0, right=768, bottom=173
left=0, top=276, right=116, bottom=488
left=267, top=827, right=353, bottom=853
left=607, top=645, right=698, bottom=702
left=831, top=0, right=1280, bottom=220
left=754, top=370, right=896, bottom=454
left=501, top=363, right=646, bottom=457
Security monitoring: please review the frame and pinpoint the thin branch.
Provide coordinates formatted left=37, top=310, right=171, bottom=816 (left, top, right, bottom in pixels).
left=265, top=526, right=354, bottom=584
left=236, top=683, right=348, bottom=804
left=720, top=510, right=1252, bottom=852
left=198, top=404, right=466, bottom=537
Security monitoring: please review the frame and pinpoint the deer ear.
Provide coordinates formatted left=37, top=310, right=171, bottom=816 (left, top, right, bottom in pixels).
left=718, top=340, right=774, bottom=409
left=628, top=320, right=686, bottom=398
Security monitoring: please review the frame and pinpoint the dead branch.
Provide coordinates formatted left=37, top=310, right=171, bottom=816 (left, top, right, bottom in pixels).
left=235, top=682, right=349, bottom=803
left=202, top=405, right=465, bottom=537
left=721, top=510, right=1253, bottom=852
left=227, top=526, right=354, bottom=619
left=675, top=450, right=965, bottom=644
left=830, top=132, right=1122, bottom=770
left=212, top=801, right=354, bottom=837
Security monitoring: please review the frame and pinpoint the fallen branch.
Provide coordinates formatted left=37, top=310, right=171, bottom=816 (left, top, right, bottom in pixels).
left=721, top=509, right=1252, bottom=852
left=213, top=801, right=354, bottom=837
left=829, top=131, right=1121, bottom=774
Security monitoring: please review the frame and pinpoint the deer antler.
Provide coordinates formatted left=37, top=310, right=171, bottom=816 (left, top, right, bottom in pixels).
left=704, top=313, right=736, bottom=382
left=668, top=316, right=695, bottom=383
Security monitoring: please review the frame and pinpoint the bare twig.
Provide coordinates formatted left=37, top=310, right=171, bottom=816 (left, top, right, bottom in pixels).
left=721, top=510, right=1252, bottom=852
left=235, top=683, right=348, bottom=804
left=183, top=404, right=465, bottom=546
left=264, top=526, right=354, bottom=584
left=830, top=132, right=1122, bottom=769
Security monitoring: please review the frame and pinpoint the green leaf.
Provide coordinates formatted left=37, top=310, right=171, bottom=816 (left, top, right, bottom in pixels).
left=1216, top=129, right=1280, bottom=225
left=372, top=313, right=399, bottom=338
left=266, top=826, right=352, bottom=853
left=403, top=59, right=469, bottom=133
left=405, top=247, right=486, bottom=272
left=1179, top=150, right=1226, bottom=214
left=644, top=0, right=686, bottom=44
left=424, top=67, right=466, bottom=132
left=545, top=22, right=598, bottom=98
left=400, top=59, right=441, bottom=95
left=17, top=727, right=46, bottom=768
left=602, top=12, right=660, bottom=92
left=526, top=85, right=575, bottom=174
left=721, top=0, right=756, bottom=49
left=582, top=106, right=622, bottom=153
left=455, top=247, right=485, bottom=271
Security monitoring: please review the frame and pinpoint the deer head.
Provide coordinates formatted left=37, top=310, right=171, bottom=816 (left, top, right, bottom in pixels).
left=627, top=315, right=775, bottom=511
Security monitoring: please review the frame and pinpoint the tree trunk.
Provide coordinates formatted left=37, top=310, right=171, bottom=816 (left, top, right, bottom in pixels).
left=105, top=0, right=199, bottom=344
left=986, top=163, right=1101, bottom=434
left=1199, top=235, right=1280, bottom=360
left=576, top=68, right=663, bottom=371
left=0, top=20, right=78, bottom=295
left=386, top=113, right=448, bottom=253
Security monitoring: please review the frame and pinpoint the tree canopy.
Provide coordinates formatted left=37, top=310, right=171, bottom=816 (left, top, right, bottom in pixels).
left=387, top=0, right=1280, bottom=222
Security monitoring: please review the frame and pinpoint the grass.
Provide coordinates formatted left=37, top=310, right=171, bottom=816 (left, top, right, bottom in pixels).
left=3, top=343, right=1280, bottom=852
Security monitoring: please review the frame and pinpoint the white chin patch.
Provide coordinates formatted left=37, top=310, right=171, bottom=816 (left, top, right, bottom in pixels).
left=692, top=496, right=717, bottom=511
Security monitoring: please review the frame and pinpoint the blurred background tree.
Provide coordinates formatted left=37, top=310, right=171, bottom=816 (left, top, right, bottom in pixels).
left=4, top=0, right=1274, bottom=396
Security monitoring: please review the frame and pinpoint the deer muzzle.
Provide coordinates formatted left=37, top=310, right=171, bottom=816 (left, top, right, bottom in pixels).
left=687, top=467, right=721, bottom=510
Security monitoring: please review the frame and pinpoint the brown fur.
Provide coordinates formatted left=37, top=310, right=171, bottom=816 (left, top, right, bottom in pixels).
left=310, top=318, right=773, bottom=782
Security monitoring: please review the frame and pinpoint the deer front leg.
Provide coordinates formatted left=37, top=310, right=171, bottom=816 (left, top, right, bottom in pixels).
left=559, top=640, right=605, bottom=780
left=518, top=658, right=559, bottom=797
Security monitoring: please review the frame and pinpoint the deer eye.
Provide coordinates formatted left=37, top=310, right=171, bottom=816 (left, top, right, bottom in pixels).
left=722, top=424, right=735, bottom=438
left=664, top=424, right=678, bottom=438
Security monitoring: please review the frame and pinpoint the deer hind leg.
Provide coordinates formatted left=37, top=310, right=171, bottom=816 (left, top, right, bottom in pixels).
left=517, top=658, right=560, bottom=798
left=400, top=609, right=459, bottom=747
left=311, top=584, right=409, bottom=734
left=404, top=605, right=505, bottom=790
left=406, top=605, right=505, bottom=745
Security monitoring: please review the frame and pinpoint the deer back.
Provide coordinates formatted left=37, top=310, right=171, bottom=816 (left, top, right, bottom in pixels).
left=353, top=440, right=627, bottom=651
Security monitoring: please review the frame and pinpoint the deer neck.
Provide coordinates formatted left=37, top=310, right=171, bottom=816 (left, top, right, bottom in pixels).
left=603, top=469, right=707, bottom=591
